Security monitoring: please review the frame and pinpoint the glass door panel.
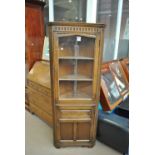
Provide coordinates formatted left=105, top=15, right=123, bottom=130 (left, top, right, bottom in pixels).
left=59, top=59, right=75, bottom=80
left=77, top=81, right=93, bottom=99
left=59, top=81, right=92, bottom=99
left=58, top=34, right=95, bottom=100
left=102, top=72, right=121, bottom=104
left=58, top=36, right=95, bottom=58
left=109, top=62, right=128, bottom=94
left=77, top=60, right=93, bottom=79
left=59, top=59, right=93, bottom=80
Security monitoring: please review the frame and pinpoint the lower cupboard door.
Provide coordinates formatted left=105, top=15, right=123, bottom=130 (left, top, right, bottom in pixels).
left=58, top=121, right=93, bottom=142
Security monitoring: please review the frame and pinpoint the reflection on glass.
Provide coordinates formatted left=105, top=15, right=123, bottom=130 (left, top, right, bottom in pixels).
left=59, top=59, right=93, bottom=80
left=59, top=36, right=95, bottom=58
left=97, top=0, right=118, bottom=61
left=117, top=0, right=129, bottom=59
left=59, top=81, right=93, bottom=99
left=54, top=0, right=87, bottom=22
left=102, top=72, right=121, bottom=104
left=110, top=62, right=127, bottom=93
left=58, top=35, right=95, bottom=100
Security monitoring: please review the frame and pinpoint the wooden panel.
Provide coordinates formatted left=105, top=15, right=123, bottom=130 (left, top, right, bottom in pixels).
left=59, top=121, right=91, bottom=141
left=60, top=110, right=91, bottom=119
left=28, top=88, right=52, bottom=115
left=25, top=2, right=45, bottom=70
left=60, top=123, right=74, bottom=140
left=27, top=61, right=51, bottom=89
left=56, top=103, right=96, bottom=109
left=27, top=80, right=51, bottom=96
left=77, top=122, right=91, bottom=140
left=25, top=87, right=29, bottom=110
left=30, top=103, right=53, bottom=126
left=120, top=58, right=129, bottom=82
left=27, top=61, right=53, bottom=125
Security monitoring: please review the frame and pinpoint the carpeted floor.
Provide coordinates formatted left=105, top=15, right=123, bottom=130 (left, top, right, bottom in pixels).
left=25, top=110, right=121, bottom=155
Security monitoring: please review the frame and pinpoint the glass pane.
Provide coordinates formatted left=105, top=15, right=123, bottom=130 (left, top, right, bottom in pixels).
left=109, top=62, right=128, bottom=93
left=58, top=35, right=94, bottom=100
left=59, top=36, right=95, bottom=58
left=59, top=59, right=93, bottom=80
left=59, top=81, right=92, bottom=99
left=54, top=0, right=87, bottom=22
left=102, top=72, right=121, bottom=104
left=97, top=0, right=118, bottom=61
left=118, top=0, right=129, bottom=59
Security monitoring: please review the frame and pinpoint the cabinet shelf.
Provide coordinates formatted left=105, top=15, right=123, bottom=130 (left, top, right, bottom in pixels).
left=60, top=91, right=92, bottom=100
left=59, top=56, right=94, bottom=60
left=59, top=74, right=93, bottom=81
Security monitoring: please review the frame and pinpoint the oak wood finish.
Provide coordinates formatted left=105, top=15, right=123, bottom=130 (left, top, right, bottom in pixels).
left=27, top=61, right=53, bottom=126
left=25, top=87, right=30, bottom=111
left=25, top=0, right=45, bottom=70
left=49, top=22, right=105, bottom=148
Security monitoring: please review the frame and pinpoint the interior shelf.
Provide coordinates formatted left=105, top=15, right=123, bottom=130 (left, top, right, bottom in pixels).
left=60, top=91, right=92, bottom=99
left=59, top=81, right=93, bottom=99
left=59, top=74, right=93, bottom=81
left=59, top=56, right=94, bottom=60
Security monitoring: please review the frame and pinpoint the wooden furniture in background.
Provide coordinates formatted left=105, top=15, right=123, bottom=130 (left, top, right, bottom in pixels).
left=25, top=0, right=45, bottom=70
left=49, top=22, right=105, bottom=148
left=25, top=87, right=30, bottom=110
left=109, top=61, right=129, bottom=96
left=100, top=60, right=129, bottom=111
left=120, top=58, right=129, bottom=82
left=25, top=62, right=30, bottom=110
left=27, top=61, right=53, bottom=126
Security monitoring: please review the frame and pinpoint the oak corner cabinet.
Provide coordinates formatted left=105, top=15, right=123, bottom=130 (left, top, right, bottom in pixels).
left=48, top=22, right=105, bottom=148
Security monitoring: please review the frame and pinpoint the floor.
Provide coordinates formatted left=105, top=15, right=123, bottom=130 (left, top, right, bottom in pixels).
left=25, top=110, right=121, bottom=155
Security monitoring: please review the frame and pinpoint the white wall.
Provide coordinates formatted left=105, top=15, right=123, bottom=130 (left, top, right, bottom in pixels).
left=86, top=0, right=97, bottom=23
left=49, top=0, right=54, bottom=21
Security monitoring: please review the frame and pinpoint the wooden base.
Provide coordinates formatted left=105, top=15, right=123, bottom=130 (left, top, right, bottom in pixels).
left=54, top=141, right=95, bottom=148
